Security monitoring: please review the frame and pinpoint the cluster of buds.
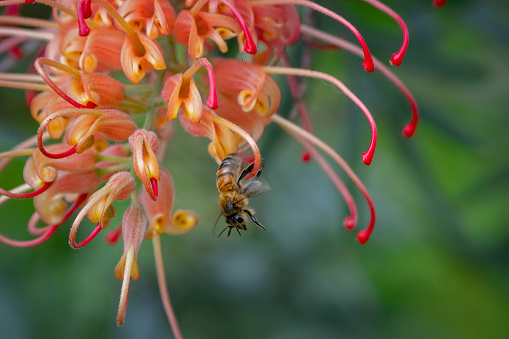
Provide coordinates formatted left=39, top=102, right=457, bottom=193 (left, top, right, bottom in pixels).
left=0, top=0, right=445, bottom=334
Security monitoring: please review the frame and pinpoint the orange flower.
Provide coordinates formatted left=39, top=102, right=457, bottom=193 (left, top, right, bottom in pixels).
left=140, top=169, right=198, bottom=238
left=173, top=9, right=241, bottom=61
left=213, top=58, right=280, bottom=140
left=161, top=58, right=217, bottom=122
left=121, top=30, right=166, bottom=83
left=67, top=71, right=125, bottom=107
left=128, top=129, right=160, bottom=201
left=117, top=0, right=175, bottom=39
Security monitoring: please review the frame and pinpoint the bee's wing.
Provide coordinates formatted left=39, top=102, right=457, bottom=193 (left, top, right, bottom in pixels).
left=242, top=179, right=271, bottom=198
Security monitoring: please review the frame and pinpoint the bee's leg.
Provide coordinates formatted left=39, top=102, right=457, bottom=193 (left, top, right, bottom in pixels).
left=236, top=227, right=242, bottom=236
left=218, top=226, right=228, bottom=238
left=245, top=209, right=266, bottom=230
left=254, top=162, right=265, bottom=180
left=237, top=163, right=254, bottom=183
left=225, top=227, right=233, bottom=242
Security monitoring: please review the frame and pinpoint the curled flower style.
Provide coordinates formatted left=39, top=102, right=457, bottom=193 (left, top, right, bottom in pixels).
left=68, top=171, right=136, bottom=248
left=33, top=171, right=100, bottom=225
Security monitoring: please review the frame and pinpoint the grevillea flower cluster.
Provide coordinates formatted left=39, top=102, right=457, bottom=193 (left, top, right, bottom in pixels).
left=0, top=0, right=443, bottom=335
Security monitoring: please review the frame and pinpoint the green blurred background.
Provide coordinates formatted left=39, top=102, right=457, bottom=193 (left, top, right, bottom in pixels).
left=1, top=1, right=509, bottom=338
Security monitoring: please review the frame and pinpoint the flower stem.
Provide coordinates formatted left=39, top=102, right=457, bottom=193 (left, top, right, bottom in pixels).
left=153, top=236, right=184, bottom=339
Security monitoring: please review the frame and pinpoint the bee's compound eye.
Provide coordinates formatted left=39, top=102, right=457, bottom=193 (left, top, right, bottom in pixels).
left=234, top=215, right=244, bottom=224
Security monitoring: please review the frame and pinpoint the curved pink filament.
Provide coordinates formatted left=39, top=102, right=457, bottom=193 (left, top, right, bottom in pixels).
left=221, top=0, right=257, bottom=54
left=0, top=181, right=53, bottom=199
left=272, top=114, right=375, bottom=244
left=281, top=53, right=314, bottom=162
left=293, top=134, right=358, bottom=230
left=300, top=25, right=419, bottom=137
left=34, top=58, right=96, bottom=109
left=263, top=66, right=377, bottom=165
left=0, top=225, right=58, bottom=247
left=0, top=193, right=87, bottom=247
left=186, top=58, right=218, bottom=108
left=249, top=0, right=374, bottom=72
left=72, top=224, right=101, bottom=248
left=362, top=0, right=408, bottom=66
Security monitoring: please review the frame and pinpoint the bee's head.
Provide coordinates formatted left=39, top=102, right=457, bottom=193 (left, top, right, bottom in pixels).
left=225, top=213, right=247, bottom=229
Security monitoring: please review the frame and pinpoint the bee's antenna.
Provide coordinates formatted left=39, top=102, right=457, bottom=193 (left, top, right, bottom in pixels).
left=212, top=213, right=222, bottom=235
left=244, top=210, right=266, bottom=230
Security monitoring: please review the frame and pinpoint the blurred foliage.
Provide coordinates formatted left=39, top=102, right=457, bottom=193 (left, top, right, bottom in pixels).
left=1, top=1, right=509, bottom=338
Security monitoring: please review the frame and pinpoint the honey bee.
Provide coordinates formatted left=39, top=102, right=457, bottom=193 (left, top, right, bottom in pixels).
left=216, top=153, right=269, bottom=240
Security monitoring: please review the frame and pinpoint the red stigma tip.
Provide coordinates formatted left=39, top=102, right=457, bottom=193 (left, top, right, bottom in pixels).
left=356, top=230, right=369, bottom=244
left=150, top=177, right=158, bottom=198
left=244, top=39, right=257, bottom=55
left=343, top=216, right=356, bottom=230
left=78, top=0, right=91, bottom=37
left=390, top=52, right=404, bottom=66
left=25, top=0, right=36, bottom=3
left=301, top=151, right=311, bottom=163
left=362, top=150, right=374, bottom=166
left=433, top=0, right=447, bottom=7
left=402, top=123, right=416, bottom=138
left=362, top=57, right=375, bottom=72
left=106, top=227, right=122, bottom=244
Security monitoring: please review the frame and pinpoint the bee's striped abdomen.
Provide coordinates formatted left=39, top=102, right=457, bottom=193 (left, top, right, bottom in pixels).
left=217, top=153, right=243, bottom=192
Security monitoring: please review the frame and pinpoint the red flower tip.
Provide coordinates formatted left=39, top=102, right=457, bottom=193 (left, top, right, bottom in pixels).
left=343, top=216, right=356, bottom=230
left=106, top=226, right=122, bottom=245
left=402, top=122, right=416, bottom=138
left=361, top=149, right=374, bottom=166
left=10, top=46, right=23, bottom=59
left=390, top=51, right=405, bottom=67
left=150, top=177, right=158, bottom=198
left=243, top=37, right=257, bottom=55
left=301, top=151, right=311, bottom=163
left=78, top=0, right=91, bottom=37
left=434, top=0, right=447, bottom=7
left=362, top=56, right=375, bottom=72
left=24, top=0, right=36, bottom=3
left=356, top=230, right=370, bottom=244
